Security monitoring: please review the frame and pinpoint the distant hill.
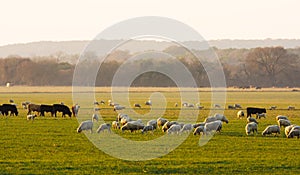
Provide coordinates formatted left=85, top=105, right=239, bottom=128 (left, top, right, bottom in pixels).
left=1, top=39, right=300, bottom=58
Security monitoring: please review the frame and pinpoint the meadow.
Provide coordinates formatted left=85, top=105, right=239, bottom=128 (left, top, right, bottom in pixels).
left=0, top=87, right=300, bottom=174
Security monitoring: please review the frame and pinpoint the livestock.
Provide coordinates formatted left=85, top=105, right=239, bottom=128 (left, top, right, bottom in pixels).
left=276, top=115, right=288, bottom=121
left=113, top=105, right=125, bottom=111
left=193, top=125, right=204, bottom=135
left=214, top=114, right=229, bottom=123
left=247, top=117, right=258, bottom=124
left=112, top=121, right=120, bottom=129
left=203, top=120, right=222, bottom=135
left=228, top=105, right=235, bottom=109
left=157, top=117, right=168, bottom=128
left=96, top=124, right=111, bottom=133
left=245, top=122, right=258, bottom=135
left=234, top=104, right=242, bottom=109
left=22, top=101, right=30, bottom=109
left=180, top=124, right=193, bottom=133
left=146, top=119, right=157, bottom=129
left=277, top=119, right=291, bottom=128
left=162, top=121, right=179, bottom=132
left=288, top=106, right=295, bottom=110
left=53, top=104, right=72, bottom=117
left=262, top=125, right=280, bottom=136
left=71, top=104, right=80, bottom=117
left=246, top=107, right=266, bottom=118
left=192, top=122, right=205, bottom=128
left=40, top=104, right=54, bottom=117
left=92, top=114, right=99, bottom=122
left=182, top=102, right=188, bottom=107
left=167, top=124, right=181, bottom=134
left=187, top=104, right=194, bottom=108
left=285, top=125, right=297, bottom=137
left=269, top=106, right=277, bottom=110
left=117, top=113, right=128, bottom=122
left=204, top=116, right=218, bottom=123
left=27, top=114, right=37, bottom=120
left=134, top=104, right=141, bottom=108
left=141, top=125, right=154, bottom=134
left=256, top=113, right=266, bottom=119
left=9, top=99, right=14, bottom=103
left=174, top=103, right=178, bottom=107
left=120, top=115, right=133, bottom=126
left=214, top=104, right=221, bottom=108
left=27, top=104, right=41, bottom=115
left=237, top=110, right=245, bottom=118
left=77, top=120, right=93, bottom=133
left=121, top=121, right=144, bottom=132
left=145, top=100, right=152, bottom=106
left=94, top=101, right=100, bottom=105
left=287, top=127, right=300, bottom=138
left=1, top=104, right=18, bottom=116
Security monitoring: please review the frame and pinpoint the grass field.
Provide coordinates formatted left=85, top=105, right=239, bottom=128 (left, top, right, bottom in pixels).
left=0, top=87, right=300, bottom=174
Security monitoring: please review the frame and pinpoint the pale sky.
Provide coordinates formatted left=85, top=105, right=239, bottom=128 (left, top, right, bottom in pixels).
left=0, top=0, right=299, bottom=46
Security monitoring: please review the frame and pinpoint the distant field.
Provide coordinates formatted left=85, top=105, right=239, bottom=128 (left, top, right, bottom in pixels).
left=0, top=87, right=300, bottom=174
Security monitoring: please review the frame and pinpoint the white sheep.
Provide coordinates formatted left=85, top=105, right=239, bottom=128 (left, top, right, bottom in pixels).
left=245, top=122, right=258, bottom=135
left=121, top=121, right=144, bottom=132
left=77, top=120, right=93, bottom=133
left=269, top=106, right=277, bottom=110
left=96, top=123, right=111, bottom=133
left=167, top=124, right=181, bottom=134
left=285, top=125, right=297, bottom=137
left=288, top=106, right=295, bottom=110
left=147, top=119, right=157, bottom=129
left=234, top=104, right=242, bottom=109
left=192, top=122, right=205, bottom=128
left=287, top=127, right=300, bottom=138
left=112, top=121, right=120, bottom=129
left=117, top=113, right=128, bottom=122
left=204, top=116, right=218, bottom=123
left=145, top=100, right=152, bottom=106
left=247, top=117, right=258, bottom=124
left=205, top=114, right=228, bottom=124
left=237, top=110, right=245, bottom=118
left=277, top=119, right=291, bottom=128
left=120, top=115, right=133, bottom=126
left=114, top=105, right=125, bottom=111
left=162, top=121, right=179, bottom=132
left=141, top=125, right=154, bottom=134
left=203, top=120, right=222, bottom=135
left=179, top=124, right=193, bottom=133
left=262, top=125, right=280, bottom=136
left=27, top=114, right=37, bottom=120
left=276, top=115, right=288, bottom=121
left=92, top=114, right=99, bottom=122
left=193, top=125, right=204, bottom=135
left=157, top=117, right=168, bottom=128
left=256, top=113, right=266, bottom=119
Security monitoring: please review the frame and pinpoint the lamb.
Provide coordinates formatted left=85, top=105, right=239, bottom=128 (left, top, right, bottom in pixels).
left=247, top=117, right=258, bottom=124
left=77, top=120, right=93, bottom=133
left=237, top=110, right=245, bottom=118
left=96, top=123, right=111, bottom=133
left=166, top=124, right=181, bottom=134
left=27, top=114, right=37, bottom=120
left=157, top=117, right=168, bottom=128
left=287, top=127, right=300, bottom=138
left=112, top=121, right=120, bottom=129
left=203, top=120, right=222, bottom=135
left=262, top=125, right=280, bottom=136
left=193, top=125, right=204, bottom=135
left=277, top=119, right=291, bottom=128
left=256, top=113, right=266, bottom=119
left=245, top=122, right=258, bottom=135
left=141, top=125, right=154, bottom=134
left=121, top=121, right=144, bottom=132
left=180, top=124, right=193, bottom=133
left=147, top=119, right=157, bottom=129
left=92, top=114, right=99, bottom=122
left=162, top=121, right=179, bottom=132
left=276, top=115, right=288, bottom=121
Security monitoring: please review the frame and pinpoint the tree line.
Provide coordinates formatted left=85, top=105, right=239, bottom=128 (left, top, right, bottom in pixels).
left=1, top=46, right=300, bottom=87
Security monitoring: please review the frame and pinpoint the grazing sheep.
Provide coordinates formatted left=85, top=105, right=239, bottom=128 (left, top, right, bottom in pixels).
left=276, top=115, right=288, bottom=121
left=285, top=125, right=297, bottom=137
left=9, top=99, right=14, bottom=103
left=192, top=122, right=206, bottom=128
left=288, top=106, right=295, bottom=110
left=228, top=105, right=235, bottom=109
left=269, top=106, right=277, bottom=110
left=245, top=122, right=258, bottom=135
left=247, top=117, right=258, bottom=124
left=114, top=105, right=125, bottom=111
left=287, top=127, right=300, bottom=138
left=71, top=104, right=80, bottom=117
left=237, top=110, right=245, bottom=118
left=182, top=102, right=188, bottom=107
left=134, top=103, right=141, bottom=108
left=214, top=104, right=221, bottom=108
left=97, top=123, right=111, bottom=133
left=213, top=113, right=229, bottom=123
left=234, top=104, right=242, bottom=109
left=187, top=103, right=194, bottom=108
left=117, top=113, right=128, bottom=122
left=157, top=117, right=168, bottom=128
left=147, top=119, right=157, bottom=129
left=112, top=121, right=120, bottom=129
left=77, top=120, right=93, bottom=133
left=100, top=100, right=105, bottom=104
left=197, top=106, right=204, bottom=109
left=204, top=116, right=218, bottom=123
left=256, top=113, right=266, bottom=119
left=174, top=103, right=178, bottom=107
left=94, top=101, right=100, bottom=105
left=180, top=124, right=193, bottom=133
left=162, top=121, right=179, bottom=132
left=145, top=100, right=152, bottom=106
left=27, top=114, right=37, bottom=120
left=141, top=125, right=154, bottom=134
left=277, top=119, right=291, bottom=128
left=120, top=115, right=133, bottom=126
left=92, top=114, right=99, bottom=122
left=193, top=125, right=204, bottom=135
left=262, top=125, right=280, bottom=136
left=167, top=124, right=181, bottom=134
left=94, top=108, right=101, bottom=111
left=203, top=120, right=222, bottom=135
left=121, top=121, right=144, bottom=132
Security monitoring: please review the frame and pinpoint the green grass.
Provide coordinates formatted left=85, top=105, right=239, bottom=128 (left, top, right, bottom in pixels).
left=0, top=89, right=300, bottom=174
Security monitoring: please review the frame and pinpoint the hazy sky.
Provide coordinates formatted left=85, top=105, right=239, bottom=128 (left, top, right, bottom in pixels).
left=0, top=0, right=299, bottom=46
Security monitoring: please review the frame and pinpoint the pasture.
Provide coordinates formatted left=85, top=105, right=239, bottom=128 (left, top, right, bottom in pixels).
left=0, top=87, right=300, bottom=174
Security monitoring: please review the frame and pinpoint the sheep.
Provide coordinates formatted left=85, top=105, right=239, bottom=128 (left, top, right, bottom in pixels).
left=193, top=125, right=204, bottom=135
left=162, top=121, right=179, bottom=132
left=245, top=122, right=258, bottom=135
left=121, top=121, right=144, bottom=132
left=262, top=125, right=280, bottom=136
left=77, top=120, right=93, bottom=133
left=256, top=113, right=266, bottom=119
left=134, top=103, right=141, bottom=108
left=141, top=125, right=154, bottom=134
left=192, top=122, right=205, bottom=128
left=174, top=103, right=178, bottom=107
left=182, top=102, right=188, bottom=107
left=214, top=104, right=221, bottom=108
left=94, top=101, right=100, bottom=105
left=94, top=108, right=101, bottom=111
left=120, top=115, right=133, bottom=126
left=71, top=104, right=80, bottom=117
left=228, top=105, right=235, bottom=109
left=96, top=123, right=111, bottom=133
left=27, top=114, right=37, bottom=120
left=9, top=99, right=14, bottom=103
left=117, top=113, right=128, bottom=122
left=114, top=105, right=125, bottom=111
left=234, top=104, right=242, bottom=109
left=167, top=124, right=181, bottom=134
left=187, top=103, right=194, bottom=108
left=197, top=106, right=204, bottom=110
left=100, top=100, right=105, bottom=104
left=269, top=106, right=277, bottom=110
left=203, top=120, right=222, bottom=135
left=285, top=125, right=298, bottom=137
left=180, top=124, right=193, bottom=133
left=92, top=114, right=99, bottom=122
left=157, top=117, right=168, bottom=128
left=287, top=127, right=300, bottom=138
left=204, top=116, right=218, bottom=123
left=277, top=119, right=291, bottom=128
left=288, top=106, right=295, bottom=110
left=112, top=121, right=120, bottom=129
left=247, top=117, right=258, bottom=124
left=145, top=100, right=152, bottom=106
left=146, top=119, right=157, bottom=129
left=276, top=115, right=288, bottom=121
left=213, top=113, right=229, bottom=123
left=237, top=110, right=245, bottom=118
